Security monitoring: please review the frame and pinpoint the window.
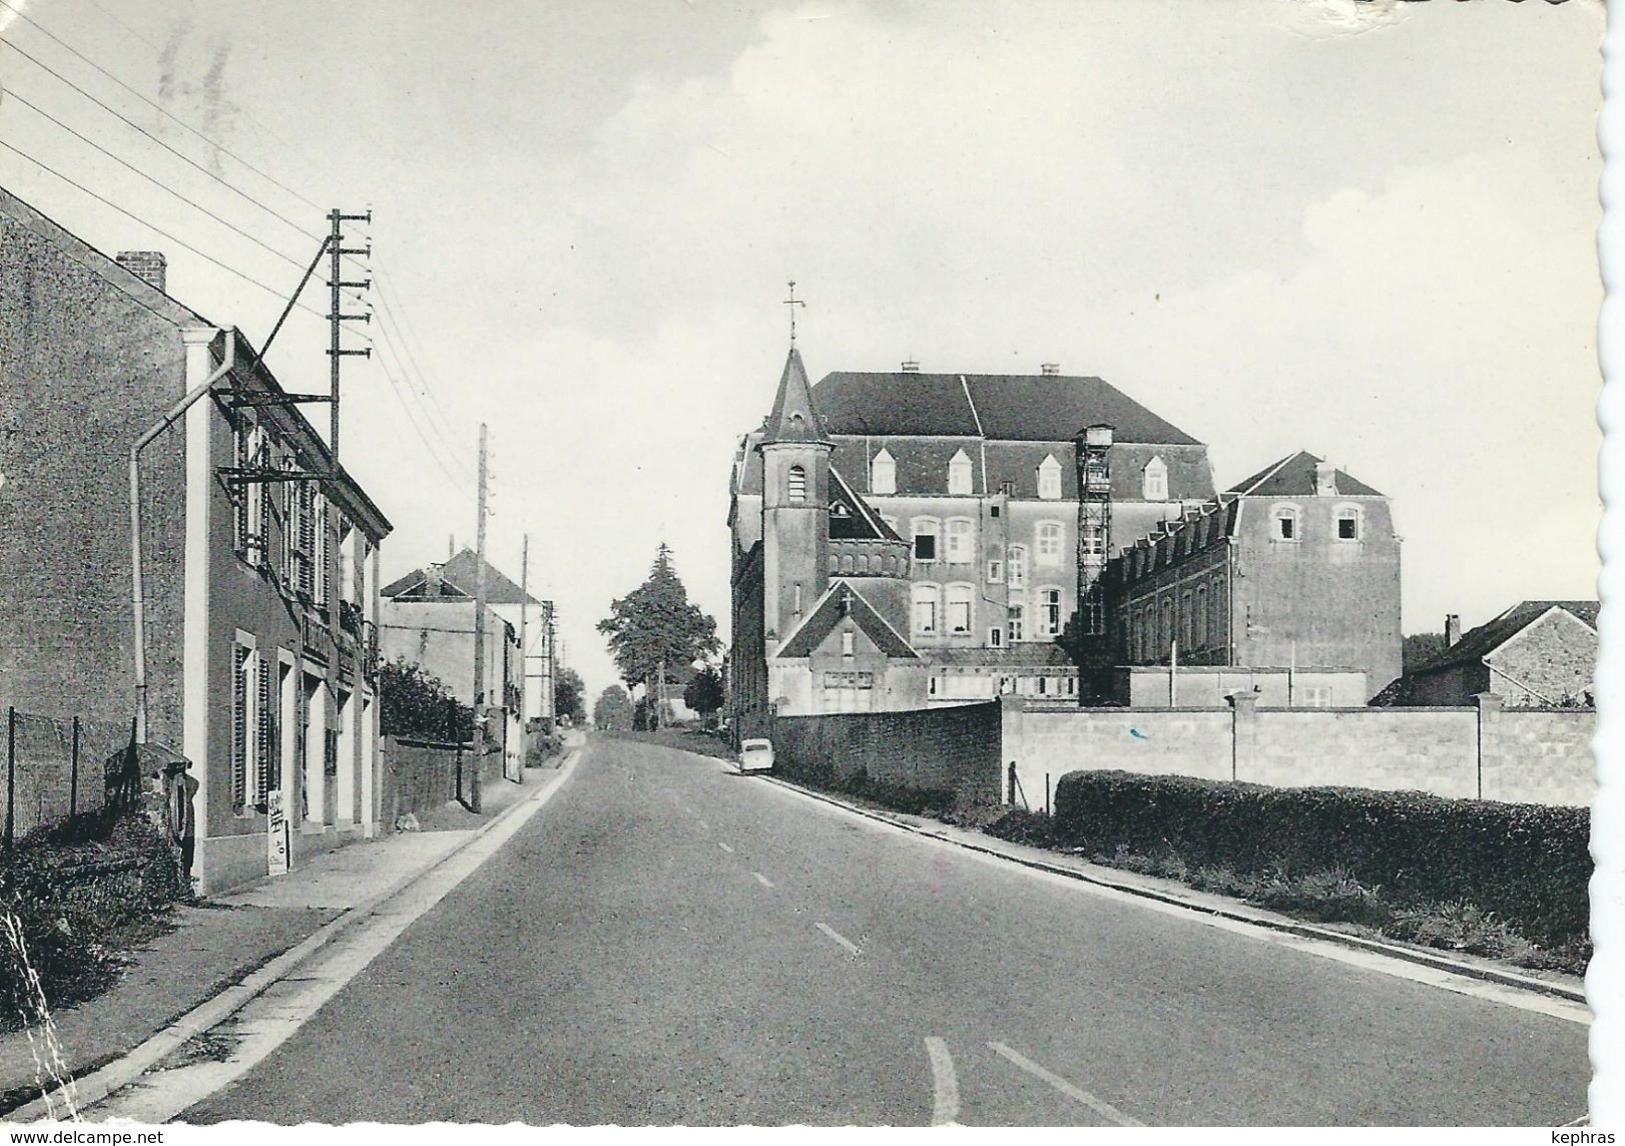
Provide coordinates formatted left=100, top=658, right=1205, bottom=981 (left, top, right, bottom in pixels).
left=1273, top=504, right=1300, bottom=542
left=1182, top=591, right=1194, bottom=648
left=912, top=518, right=940, bottom=562
left=1009, top=604, right=1025, bottom=642
left=1143, top=456, right=1168, bottom=501
left=793, top=583, right=802, bottom=615
left=1036, top=521, right=1064, bottom=565
left=841, top=630, right=855, bottom=656
left=948, top=449, right=973, bottom=495
left=231, top=641, right=272, bottom=813
left=945, top=518, right=973, bottom=563
left=233, top=421, right=267, bottom=566
left=787, top=465, right=807, bottom=503
left=1081, top=524, right=1106, bottom=560
left=1008, top=545, right=1028, bottom=589
left=1300, top=686, right=1332, bottom=708
left=871, top=449, right=896, bottom=495
left=1209, top=578, right=1225, bottom=647
left=989, top=627, right=1004, bottom=648
left=987, top=558, right=1003, bottom=583
left=1196, top=586, right=1208, bottom=649
left=946, top=584, right=974, bottom=634
left=1039, top=588, right=1063, bottom=637
left=1336, top=505, right=1361, bottom=541
left=989, top=505, right=1001, bottom=519
left=1038, top=454, right=1062, bottom=500
left=1161, top=598, right=1174, bottom=652
left=912, top=583, right=940, bottom=635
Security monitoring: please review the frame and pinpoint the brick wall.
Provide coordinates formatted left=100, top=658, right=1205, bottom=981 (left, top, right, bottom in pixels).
left=379, top=735, right=464, bottom=828
left=773, top=701, right=1002, bottom=808
left=1485, top=609, right=1597, bottom=706
left=1002, top=695, right=1595, bottom=807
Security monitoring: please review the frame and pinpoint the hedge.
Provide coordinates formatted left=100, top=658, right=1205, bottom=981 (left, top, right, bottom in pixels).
left=1052, top=770, right=1589, bottom=945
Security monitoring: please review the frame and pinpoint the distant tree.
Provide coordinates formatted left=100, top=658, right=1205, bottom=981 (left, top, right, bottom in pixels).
left=596, top=544, right=721, bottom=726
left=1403, top=632, right=1449, bottom=674
left=378, top=657, right=472, bottom=742
left=593, top=685, right=634, bottom=732
left=684, top=666, right=726, bottom=727
left=554, top=667, right=587, bottom=723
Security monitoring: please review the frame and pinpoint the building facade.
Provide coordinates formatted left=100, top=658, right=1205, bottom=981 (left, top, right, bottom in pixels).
left=1106, top=451, right=1401, bottom=704
left=1376, top=601, right=1598, bottom=708
left=731, top=360, right=1217, bottom=711
left=0, top=187, right=392, bottom=894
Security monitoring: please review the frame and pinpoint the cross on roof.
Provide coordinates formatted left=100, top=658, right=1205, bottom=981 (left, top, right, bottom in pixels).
left=784, top=280, right=806, bottom=345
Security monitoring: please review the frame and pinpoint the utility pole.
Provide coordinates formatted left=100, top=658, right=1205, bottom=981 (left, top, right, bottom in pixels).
left=519, top=533, right=529, bottom=725
left=327, top=208, right=372, bottom=475
left=471, top=423, right=489, bottom=812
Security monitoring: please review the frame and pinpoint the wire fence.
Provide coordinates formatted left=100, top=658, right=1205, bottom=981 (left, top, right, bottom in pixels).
left=2, top=708, right=141, bottom=848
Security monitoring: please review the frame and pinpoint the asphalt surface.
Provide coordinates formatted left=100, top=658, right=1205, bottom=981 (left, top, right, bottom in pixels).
left=182, top=735, right=1588, bottom=1126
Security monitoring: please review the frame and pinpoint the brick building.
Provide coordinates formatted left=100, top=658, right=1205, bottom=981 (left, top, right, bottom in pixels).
left=1105, top=450, right=1402, bottom=704
left=1374, top=601, right=1598, bottom=708
left=730, top=354, right=1217, bottom=720
left=0, top=187, right=392, bottom=893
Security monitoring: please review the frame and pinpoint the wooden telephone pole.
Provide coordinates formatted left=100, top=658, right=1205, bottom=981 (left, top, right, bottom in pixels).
left=470, top=423, right=489, bottom=812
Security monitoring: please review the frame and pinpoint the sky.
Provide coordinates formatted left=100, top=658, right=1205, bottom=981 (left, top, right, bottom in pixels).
left=0, top=0, right=1605, bottom=702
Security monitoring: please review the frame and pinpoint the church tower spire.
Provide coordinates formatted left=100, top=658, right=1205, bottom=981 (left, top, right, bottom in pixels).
left=763, top=344, right=828, bottom=445
left=760, top=339, right=832, bottom=652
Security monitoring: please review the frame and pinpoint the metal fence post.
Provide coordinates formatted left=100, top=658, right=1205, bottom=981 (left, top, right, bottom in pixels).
left=70, top=715, right=80, bottom=819
left=6, top=707, right=15, bottom=849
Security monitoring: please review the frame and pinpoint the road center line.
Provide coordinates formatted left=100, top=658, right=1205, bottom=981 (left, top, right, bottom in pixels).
left=815, top=921, right=861, bottom=957
left=987, top=1041, right=1143, bottom=1127
left=718, top=842, right=735, bottom=853
left=752, top=871, right=774, bottom=888
left=924, top=1037, right=960, bottom=1126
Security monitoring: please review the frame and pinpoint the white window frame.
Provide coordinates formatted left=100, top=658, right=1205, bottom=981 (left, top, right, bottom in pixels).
left=912, top=582, right=941, bottom=636
left=948, top=449, right=974, bottom=496
left=945, top=517, right=974, bottom=563
left=1301, top=685, right=1333, bottom=708
left=1335, top=504, right=1363, bottom=542
left=989, top=627, right=1004, bottom=648
left=1143, top=456, right=1168, bottom=501
left=1036, top=521, right=1064, bottom=566
left=945, top=582, right=975, bottom=635
left=911, top=517, right=941, bottom=563
left=1038, top=587, right=1064, bottom=638
left=1007, top=545, right=1028, bottom=589
left=1008, top=604, right=1025, bottom=643
left=871, top=449, right=896, bottom=496
left=1273, top=503, right=1301, bottom=543
left=787, top=464, right=807, bottom=504
left=841, top=630, right=855, bottom=656
left=987, top=558, right=1004, bottom=584
left=1037, top=454, right=1062, bottom=500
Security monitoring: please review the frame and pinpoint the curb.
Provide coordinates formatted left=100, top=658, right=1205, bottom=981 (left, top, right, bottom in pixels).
left=758, top=773, right=1587, bottom=1008
left=6, top=743, right=586, bottom=1123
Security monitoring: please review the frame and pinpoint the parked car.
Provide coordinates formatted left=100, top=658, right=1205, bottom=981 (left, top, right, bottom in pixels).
left=738, top=738, right=774, bottom=773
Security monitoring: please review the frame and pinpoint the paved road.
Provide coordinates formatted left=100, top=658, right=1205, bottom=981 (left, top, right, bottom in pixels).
left=181, top=735, right=1588, bottom=1126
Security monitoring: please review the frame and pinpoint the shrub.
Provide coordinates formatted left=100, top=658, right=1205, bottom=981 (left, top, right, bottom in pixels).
left=1052, top=770, right=1589, bottom=947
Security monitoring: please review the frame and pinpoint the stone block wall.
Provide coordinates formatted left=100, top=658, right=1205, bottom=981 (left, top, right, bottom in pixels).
left=773, top=701, right=1002, bottom=807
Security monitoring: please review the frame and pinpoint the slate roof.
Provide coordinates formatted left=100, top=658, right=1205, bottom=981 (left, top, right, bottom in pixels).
left=1410, top=601, right=1600, bottom=676
left=382, top=548, right=539, bottom=605
left=763, top=348, right=829, bottom=444
left=777, top=582, right=919, bottom=659
left=811, top=371, right=1202, bottom=444
left=1227, top=450, right=1384, bottom=498
left=828, top=466, right=902, bottom=541
left=929, top=645, right=1074, bottom=668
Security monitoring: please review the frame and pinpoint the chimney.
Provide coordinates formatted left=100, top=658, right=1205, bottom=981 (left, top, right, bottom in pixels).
left=1445, top=614, right=1461, bottom=647
left=1314, top=460, right=1338, bottom=497
left=116, top=250, right=167, bottom=294
left=900, top=359, right=920, bottom=373
left=1040, top=363, right=1060, bottom=376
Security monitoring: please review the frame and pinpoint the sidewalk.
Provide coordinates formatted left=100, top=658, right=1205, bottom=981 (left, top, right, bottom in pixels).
left=0, top=760, right=557, bottom=1117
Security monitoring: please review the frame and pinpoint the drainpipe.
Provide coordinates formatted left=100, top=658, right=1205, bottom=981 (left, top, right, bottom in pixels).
left=131, top=329, right=236, bottom=743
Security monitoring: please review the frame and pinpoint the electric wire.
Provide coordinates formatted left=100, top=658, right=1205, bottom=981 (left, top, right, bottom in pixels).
left=373, top=266, right=467, bottom=453
left=370, top=273, right=477, bottom=481
left=369, top=308, right=477, bottom=482
left=369, top=325, right=477, bottom=498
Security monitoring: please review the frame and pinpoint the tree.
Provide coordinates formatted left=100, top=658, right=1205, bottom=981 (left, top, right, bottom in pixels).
left=596, top=542, right=721, bottom=696
left=593, top=685, right=634, bottom=732
left=1403, top=632, right=1449, bottom=674
left=554, top=667, right=586, bottom=723
left=684, top=666, right=726, bottom=727
left=378, top=657, right=473, bottom=742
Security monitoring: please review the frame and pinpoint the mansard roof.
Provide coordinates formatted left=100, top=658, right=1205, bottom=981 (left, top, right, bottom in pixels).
left=1227, top=450, right=1384, bottom=498
left=812, top=371, right=1201, bottom=444
left=777, top=582, right=920, bottom=659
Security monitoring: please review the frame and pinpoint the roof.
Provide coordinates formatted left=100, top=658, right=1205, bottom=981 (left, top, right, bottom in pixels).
left=763, top=348, right=829, bottom=444
left=777, top=582, right=920, bottom=659
left=1227, top=450, right=1384, bottom=498
left=382, top=548, right=539, bottom=605
left=811, top=371, right=1201, bottom=444
left=828, top=466, right=902, bottom=541
left=929, top=645, right=1075, bottom=669
left=1410, top=601, right=1600, bottom=676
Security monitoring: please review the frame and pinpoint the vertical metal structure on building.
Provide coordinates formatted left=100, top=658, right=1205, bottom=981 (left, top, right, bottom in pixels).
left=1073, top=423, right=1114, bottom=704
left=471, top=423, right=489, bottom=812
left=326, top=209, right=374, bottom=475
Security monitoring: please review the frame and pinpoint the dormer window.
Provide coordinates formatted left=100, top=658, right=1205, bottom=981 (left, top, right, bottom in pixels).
left=871, top=449, right=896, bottom=495
left=948, top=449, right=973, bottom=496
left=1037, top=455, right=1062, bottom=500
left=1143, top=456, right=1168, bottom=501
left=787, top=465, right=807, bottom=503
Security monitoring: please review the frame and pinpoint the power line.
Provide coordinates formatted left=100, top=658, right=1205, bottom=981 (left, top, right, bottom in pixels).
left=0, top=136, right=333, bottom=320
left=371, top=320, right=477, bottom=485
left=370, top=275, right=476, bottom=480
left=3, top=88, right=308, bottom=272
left=0, top=36, right=324, bottom=245
left=0, top=0, right=325, bottom=214
left=369, top=319, right=477, bottom=498
left=373, top=267, right=468, bottom=452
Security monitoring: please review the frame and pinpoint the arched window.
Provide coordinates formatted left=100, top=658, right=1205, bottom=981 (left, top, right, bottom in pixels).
left=1037, top=454, right=1063, bottom=500
left=1143, top=456, right=1168, bottom=501
left=1161, top=598, right=1174, bottom=654
left=1195, top=586, right=1208, bottom=650
left=948, top=449, right=973, bottom=496
left=1007, top=545, right=1028, bottom=589
left=1036, top=521, right=1064, bottom=565
left=871, top=449, right=896, bottom=496
left=911, top=517, right=940, bottom=563
left=912, top=583, right=941, bottom=636
left=1008, top=604, right=1025, bottom=642
left=787, top=465, right=807, bottom=503
left=945, top=517, right=974, bottom=563
left=1273, top=504, right=1301, bottom=542
left=1336, top=504, right=1362, bottom=541
left=1039, top=588, right=1064, bottom=637
left=945, top=583, right=975, bottom=634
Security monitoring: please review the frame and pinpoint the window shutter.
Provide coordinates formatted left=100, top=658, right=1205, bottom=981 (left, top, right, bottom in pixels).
left=298, top=483, right=316, bottom=595
left=256, top=652, right=275, bottom=800
left=232, top=647, right=249, bottom=811
left=234, top=424, right=250, bottom=555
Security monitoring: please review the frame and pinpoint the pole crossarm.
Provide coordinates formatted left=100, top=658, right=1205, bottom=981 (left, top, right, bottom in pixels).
left=217, top=465, right=329, bottom=485
left=225, top=392, right=335, bottom=408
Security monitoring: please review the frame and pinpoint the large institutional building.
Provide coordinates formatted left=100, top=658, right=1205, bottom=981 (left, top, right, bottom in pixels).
left=729, top=343, right=1405, bottom=735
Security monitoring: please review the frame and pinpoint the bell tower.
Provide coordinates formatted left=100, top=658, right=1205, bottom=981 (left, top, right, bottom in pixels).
left=759, top=343, right=831, bottom=654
